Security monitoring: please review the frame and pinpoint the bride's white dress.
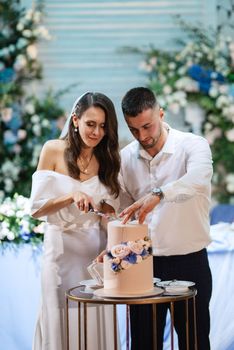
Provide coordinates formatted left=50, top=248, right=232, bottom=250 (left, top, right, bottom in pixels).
left=30, top=170, right=119, bottom=350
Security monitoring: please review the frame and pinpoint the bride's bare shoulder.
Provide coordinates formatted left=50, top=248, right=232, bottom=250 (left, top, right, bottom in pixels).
left=43, top=139, right=66, bottom=152
left=37, top=139, right=67, bottom=170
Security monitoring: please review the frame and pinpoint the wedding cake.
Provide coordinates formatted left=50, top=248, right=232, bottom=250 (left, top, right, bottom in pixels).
left=101, top=220, right=154, bottom=296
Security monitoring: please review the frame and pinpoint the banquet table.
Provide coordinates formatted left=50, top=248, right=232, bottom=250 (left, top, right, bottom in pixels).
left=0, top=222, right=234, bottom=350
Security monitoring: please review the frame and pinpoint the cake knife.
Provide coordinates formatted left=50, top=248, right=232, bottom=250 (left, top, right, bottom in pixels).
left=88, top=208, right=118, bottom=221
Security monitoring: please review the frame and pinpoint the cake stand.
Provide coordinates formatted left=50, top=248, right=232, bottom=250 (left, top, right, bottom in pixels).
left=65, top=285, right=197, bottom=350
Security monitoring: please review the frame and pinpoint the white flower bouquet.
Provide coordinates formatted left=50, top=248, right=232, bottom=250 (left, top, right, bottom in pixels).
left=0, top=194, right=44, bottom=248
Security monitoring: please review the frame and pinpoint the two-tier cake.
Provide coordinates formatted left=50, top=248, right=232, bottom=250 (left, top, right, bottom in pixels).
left=94, top=220, right=162, bottom=297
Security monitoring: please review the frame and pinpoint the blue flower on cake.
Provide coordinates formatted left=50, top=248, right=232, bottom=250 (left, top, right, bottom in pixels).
left=107, top=236, right=152, bottom=273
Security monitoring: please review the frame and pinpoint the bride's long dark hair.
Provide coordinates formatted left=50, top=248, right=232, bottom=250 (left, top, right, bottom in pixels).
left=61, top=92, right=120, bottom=198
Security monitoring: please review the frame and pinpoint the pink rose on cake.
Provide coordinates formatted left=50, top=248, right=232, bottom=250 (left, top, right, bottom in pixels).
left=127, top=241, right=144, bottom=254
left=138, top=238, right=151, bottom=249
left=111, top=244, right=131, bottom=259
left=120, top=260, right=132, bottom=270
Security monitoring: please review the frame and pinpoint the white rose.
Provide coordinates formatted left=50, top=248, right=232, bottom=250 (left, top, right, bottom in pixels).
left=127, top=241, right=143, bottom=255
left=31, top=114, right=40, bottom=123
left=22, top=29, right=32, bottom=38
left=111, top=244, right=131, bottom=259
left=1, top=108, right=12, bottom=122
left=112, top=257, right=120, bottom=264
left=163, top=85, right=172, bottom=95
left=4, top=178, right=13, bottom=192
left=26, top=44, right=38, bottom=59
left=13, top=54, right=27, bottom=71
left=120, top=260, right=131, bottom=270
left=7, top=231, right=15, bottom=241
left=226, top=173, right=234, bottom=193
left=17, top=129, right=27, bottom=140
left=205, top=128, right=222, bottom=145
left=136, top=255, right=143, bottom=264
left=149, top=57, right=157, bottom=66
left=143, top=240, right=152, bottom=249
left=33, top=222, right=45, bottom=234
left=24, top=103, right=35, bottom=114
left=226, top=129, right=234, bottom=142
left=227, top=183, right=234, bottom=193
left=32, top=124, right=41, bottom=136
left=168, top=102, right=180, bottom=115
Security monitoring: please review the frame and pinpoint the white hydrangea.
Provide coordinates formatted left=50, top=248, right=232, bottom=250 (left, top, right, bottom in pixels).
left=216, top=95, right=230, bottom=109
left=139, top=61, right=153, bottom=72
left=225, top=129, right=234, bottom=142
left=17, top=129, right=27, bottom=140
left=0, top=222, right=10, bottom=239
left=163, top=85, right=172, bottom=95
left=42, top=119, right=50, bottom=128
left=31, top=114, right=40, bottom=123
left=31, top=144, right=43, bottom=167
left=4, top=178, right=14, bottom=193
left=13, top=54, right=27, bottom=71
left=26, top=44, right=38, bottom=60
left=226, top=174, right=234, bottom=193
left=22, top=29, right=32, bottom=38
left=34, top=26, right=51, bottom=40
left=1, top=161, right=20, bottom=180
left=7, top=232, right=15, bottom=241
left=32, top=124, right=41, bottom=136
left=24, top=103, right=35, bottom=115
left=175, top=77, right=199, bottom=92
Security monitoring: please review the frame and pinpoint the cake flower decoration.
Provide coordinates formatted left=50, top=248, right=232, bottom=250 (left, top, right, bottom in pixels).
left=107, top=236, right=152, bottom=273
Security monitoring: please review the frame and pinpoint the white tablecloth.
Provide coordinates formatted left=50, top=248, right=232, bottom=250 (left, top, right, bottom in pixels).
left=1, top=223, right=234, bottom=350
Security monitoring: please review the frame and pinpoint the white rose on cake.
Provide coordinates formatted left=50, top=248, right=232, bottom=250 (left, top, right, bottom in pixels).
left=112, top=257, right=121, bottom=264
left=138, top=238, right=151, bottom=249
left=120, top=260, right=132, bottom=270
left=136, top=255, right=143, bottom=263
left=127, top=241, right=144, bottom=254
left=111, top=244, right=131, bottom=259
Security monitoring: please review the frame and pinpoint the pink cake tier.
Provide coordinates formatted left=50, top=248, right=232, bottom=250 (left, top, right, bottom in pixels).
left=103, top=220, right=154, bottom=296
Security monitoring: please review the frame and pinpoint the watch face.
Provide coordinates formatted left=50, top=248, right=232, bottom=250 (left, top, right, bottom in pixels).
left=152, top=188, right=163, bottom=198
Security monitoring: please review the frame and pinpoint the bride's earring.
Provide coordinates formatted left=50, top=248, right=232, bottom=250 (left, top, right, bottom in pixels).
left=74, top=126, right=78, bottom=133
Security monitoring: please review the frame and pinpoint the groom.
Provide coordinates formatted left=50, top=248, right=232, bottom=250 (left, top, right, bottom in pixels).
left=119, top=87, right=213, bottom=350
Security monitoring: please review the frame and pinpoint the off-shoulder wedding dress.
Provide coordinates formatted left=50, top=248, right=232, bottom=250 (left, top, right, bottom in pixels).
left=30, top=170, right=119, bottom=350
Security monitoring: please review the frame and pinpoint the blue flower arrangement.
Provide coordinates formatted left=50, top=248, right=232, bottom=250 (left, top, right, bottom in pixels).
left=139, top=19, right=234, bottom=203
left=107, top=236, right=152, bottom=273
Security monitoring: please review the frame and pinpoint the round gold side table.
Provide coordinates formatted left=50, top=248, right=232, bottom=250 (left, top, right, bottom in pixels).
left=66, top=285, right=197, bottom=350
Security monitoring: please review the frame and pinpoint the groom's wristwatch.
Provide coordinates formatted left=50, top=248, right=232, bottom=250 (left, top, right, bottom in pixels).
left=151, top=187, right=164, bottom=200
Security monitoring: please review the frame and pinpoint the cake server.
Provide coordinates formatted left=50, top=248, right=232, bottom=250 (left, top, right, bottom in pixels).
left=88, top=208, right=118, bottom=221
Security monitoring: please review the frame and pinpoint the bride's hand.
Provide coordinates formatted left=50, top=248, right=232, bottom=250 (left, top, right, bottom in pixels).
left=95, top=250, right=107, bottom=263
left=72, top=191, right=97, bottom=213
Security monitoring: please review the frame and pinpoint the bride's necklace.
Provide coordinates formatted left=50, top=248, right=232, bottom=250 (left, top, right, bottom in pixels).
left=78, top=153, right=94, bottom=174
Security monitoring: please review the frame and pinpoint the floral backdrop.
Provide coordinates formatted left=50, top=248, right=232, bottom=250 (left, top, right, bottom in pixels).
left=139, top=15, right=234, bottom=204
left=1, top=1, right=234, bottom=248
left=0, top=0, right=66, bottom=248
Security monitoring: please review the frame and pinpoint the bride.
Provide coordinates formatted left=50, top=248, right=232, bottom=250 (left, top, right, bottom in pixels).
left=29, top=92, right=121, bottom=350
